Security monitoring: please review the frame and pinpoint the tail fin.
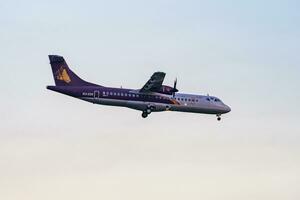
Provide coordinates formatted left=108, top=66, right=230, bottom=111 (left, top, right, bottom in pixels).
left=48, top=55, right=100, bottom=87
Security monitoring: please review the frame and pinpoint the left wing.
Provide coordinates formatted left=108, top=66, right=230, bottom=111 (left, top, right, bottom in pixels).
left=140, top=72, right=166, bottom=93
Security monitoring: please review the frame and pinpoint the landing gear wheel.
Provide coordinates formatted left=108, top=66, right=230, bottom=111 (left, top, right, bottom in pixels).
left=217, top=117, right=221, bottom=121
left=142, top=112, right=148, bottom=118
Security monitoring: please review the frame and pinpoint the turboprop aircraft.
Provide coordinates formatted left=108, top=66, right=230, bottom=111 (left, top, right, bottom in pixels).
left=47, top=55, right=231, bottom=120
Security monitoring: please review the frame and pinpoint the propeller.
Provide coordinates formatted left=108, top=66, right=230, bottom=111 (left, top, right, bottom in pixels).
left=172, top=78, right=178, bottom=97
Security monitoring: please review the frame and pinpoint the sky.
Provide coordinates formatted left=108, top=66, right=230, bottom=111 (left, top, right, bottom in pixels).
left=0, top=0, right=300, bottom=199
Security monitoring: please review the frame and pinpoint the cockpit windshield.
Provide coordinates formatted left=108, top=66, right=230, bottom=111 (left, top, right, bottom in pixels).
left=214, top=98, right=221, bottom=102
left=206, top=97, right=222, bottom=103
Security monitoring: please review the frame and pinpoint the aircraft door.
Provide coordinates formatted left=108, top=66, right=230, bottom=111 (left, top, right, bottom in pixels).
left=94, top=90, right=100, bottom=99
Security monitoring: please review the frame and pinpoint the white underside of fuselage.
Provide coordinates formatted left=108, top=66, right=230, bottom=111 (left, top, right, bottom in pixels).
left=80, top=97, right=224, bottom=115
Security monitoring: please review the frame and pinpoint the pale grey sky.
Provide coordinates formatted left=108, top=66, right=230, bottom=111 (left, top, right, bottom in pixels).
left=0, top=0, right=300, bottom=199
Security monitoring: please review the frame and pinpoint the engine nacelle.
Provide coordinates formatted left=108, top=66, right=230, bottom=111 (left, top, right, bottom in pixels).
left=157, top=85, right=178, bottom=95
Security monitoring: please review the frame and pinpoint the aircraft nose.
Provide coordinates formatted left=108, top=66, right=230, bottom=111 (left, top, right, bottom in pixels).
left=224, top=105, right=231, bottom=113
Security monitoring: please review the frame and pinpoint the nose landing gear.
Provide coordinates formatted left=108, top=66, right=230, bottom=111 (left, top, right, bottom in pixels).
left=217, top=114, right=221, bottom=121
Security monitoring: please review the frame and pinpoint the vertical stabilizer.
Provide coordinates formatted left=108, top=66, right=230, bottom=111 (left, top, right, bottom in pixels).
left=48, top=55, right=99, bottom=87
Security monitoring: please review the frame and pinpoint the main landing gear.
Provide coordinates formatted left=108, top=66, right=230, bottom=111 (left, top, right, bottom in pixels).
left=217, top=114, right=221, bottom=121
left=142, top=112, right=148, bottom=118
left=141, top=107, right=152, bottom=118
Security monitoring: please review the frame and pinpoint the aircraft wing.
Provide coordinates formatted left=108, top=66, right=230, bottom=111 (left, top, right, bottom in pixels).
left=140, top=72, right=165, bottom=92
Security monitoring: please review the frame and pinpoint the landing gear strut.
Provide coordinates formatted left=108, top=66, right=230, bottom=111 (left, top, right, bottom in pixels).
left=217, top=114, right=221, bottom=121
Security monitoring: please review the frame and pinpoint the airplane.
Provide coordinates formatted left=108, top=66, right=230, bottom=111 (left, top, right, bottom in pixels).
left=47, top=55, right=231, bottom=120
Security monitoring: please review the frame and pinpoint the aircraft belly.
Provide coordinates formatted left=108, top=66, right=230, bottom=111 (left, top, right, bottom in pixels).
left=170, top=105, right=220, bottom=114
left=81, top=97, right=128, bottom=107
left=81, top=97, right=222, bottom=115
left=126, top=101, right=167, bottom=112
left=81, top=97, right=167, bottom=111
left=88, top=97, right=159, bottom=111
left=98, top=98, right=128, bottom=107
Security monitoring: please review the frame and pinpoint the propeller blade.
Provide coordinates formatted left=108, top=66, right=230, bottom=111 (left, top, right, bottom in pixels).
left=172, top=78, right=178, bottom=97
left=174, top=78, right=177, bottom=89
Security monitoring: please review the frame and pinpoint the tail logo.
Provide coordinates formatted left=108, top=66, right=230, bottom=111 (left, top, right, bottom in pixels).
left=56, top=66, right=71, bottom=83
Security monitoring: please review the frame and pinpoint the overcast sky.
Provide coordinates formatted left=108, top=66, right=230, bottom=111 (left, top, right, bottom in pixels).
left=0, top=0, right=300, bottom=199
